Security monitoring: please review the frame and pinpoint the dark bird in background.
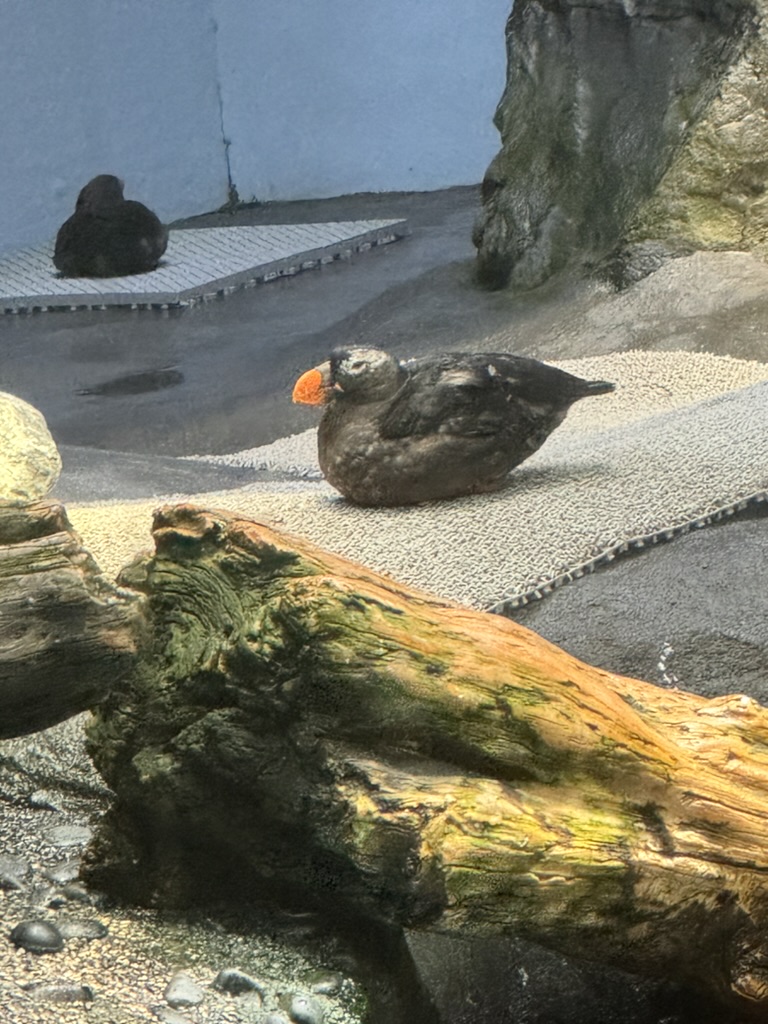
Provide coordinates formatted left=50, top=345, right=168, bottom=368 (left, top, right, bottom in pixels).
left=293, top=346, right=615, bottom=506
left=53, top=174, right=168, bottom=277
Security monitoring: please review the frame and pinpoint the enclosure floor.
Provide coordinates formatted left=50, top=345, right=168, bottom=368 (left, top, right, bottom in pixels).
left=0, top=219, right=408, bottom=312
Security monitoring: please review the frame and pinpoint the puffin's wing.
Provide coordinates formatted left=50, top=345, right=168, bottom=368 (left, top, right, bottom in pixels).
left=53, top=212, right=104, bottom=273
left=120, top=201, right=166, bottom=233
left=378, top=355, right=518, bottom=439
left=113, top=202, right=169, bottom=258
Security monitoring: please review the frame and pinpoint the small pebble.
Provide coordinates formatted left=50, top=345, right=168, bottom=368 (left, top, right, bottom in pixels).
left=287, top=993, right=324, bottom=1024
left=29, top=788, right=63, bottom=811
left=43, top=858, right=81, bottom=885
left=9, top=919, right=64, bottom=953
left=212, top=966, right=265, bottom=996
left=152, top=1007, right=196, bottom=1024
left=57, top=918, right=109, bottom=941
left=165, top=970, right=205, bottom=1008
left=44, top=824, right=92, bottom=848
left=0, top=854, right=29, bottom=891
left=61, top=881, right=100, bottom=904
left=310, top=972, right=343, bottom=996
left=22, top=981, right=94, bottom=1003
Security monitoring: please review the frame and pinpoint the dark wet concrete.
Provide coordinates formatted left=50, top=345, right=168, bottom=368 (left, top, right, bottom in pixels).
left=511, top=506, right=768, bottom=703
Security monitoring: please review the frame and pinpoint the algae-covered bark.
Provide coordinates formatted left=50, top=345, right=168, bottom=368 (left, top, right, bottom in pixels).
left=85, top=504, right=768, bottom=1016
left=0, top=500, right=138, bottom=737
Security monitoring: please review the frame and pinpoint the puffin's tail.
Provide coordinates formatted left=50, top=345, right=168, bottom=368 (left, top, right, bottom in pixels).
left=583, top=379, right=615, bottom=396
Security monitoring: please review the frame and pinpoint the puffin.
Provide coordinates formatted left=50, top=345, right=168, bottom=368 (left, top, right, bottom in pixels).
left=53, top=174, right=168, bottom=277
left=292, top=346, right=615, bottom=507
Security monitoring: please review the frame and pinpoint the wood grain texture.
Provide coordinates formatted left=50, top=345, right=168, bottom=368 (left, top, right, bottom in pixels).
left=0, top=500, right=138, bottom=738
left=74, top=503, right=768, bottom=1015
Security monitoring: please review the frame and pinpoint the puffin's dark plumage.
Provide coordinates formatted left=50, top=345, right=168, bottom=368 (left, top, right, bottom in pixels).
left=292, top=346, right=615, bottom=507
left=53, top=175, right=168, bottom=277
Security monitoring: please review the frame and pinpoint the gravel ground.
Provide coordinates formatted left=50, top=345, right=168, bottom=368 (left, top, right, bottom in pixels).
left=0, top=718, right=369, bottom=1024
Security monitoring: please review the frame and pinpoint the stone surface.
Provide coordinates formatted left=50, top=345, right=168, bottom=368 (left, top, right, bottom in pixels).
left=56, top=917, right=109, bottom=941
left=22, top=981, right=94, bottom=1003
left=473, top=0, right=752, bottom=288
left=9, top=919, right=64, bottom=954
left=0, top=390, right=61, bottom=504
left=0, top=854, right=29, bottom=891
left=628, top=0, right=768, bottom=257
left=164, top=970, right=205, bottom=1008
left=285, top=993, right=324, bottom=1024
left=212, top=967, right=264, bottom=996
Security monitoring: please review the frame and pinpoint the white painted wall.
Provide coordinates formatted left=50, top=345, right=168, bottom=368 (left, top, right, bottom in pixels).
left=0, top=0, right=509, bottom=254
left=0, top=0, right=228, bottom=254
left=213, top=0, right=510, bottom=201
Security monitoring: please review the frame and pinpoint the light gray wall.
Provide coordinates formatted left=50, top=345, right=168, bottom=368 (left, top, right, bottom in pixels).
left=0, top=1, right=509, bottom=255
left=213, top=1, right=510, bottom=201
left=0, top=0, right=228, bottom=254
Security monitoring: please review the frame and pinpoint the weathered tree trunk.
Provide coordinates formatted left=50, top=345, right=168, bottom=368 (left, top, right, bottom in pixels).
left=79, top=503, right=768, bottom=1018
left=0, top=500, right=138, bottom=738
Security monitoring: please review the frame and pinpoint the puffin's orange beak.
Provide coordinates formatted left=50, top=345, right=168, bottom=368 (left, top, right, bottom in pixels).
left=292, top=364, right=333, bottom=405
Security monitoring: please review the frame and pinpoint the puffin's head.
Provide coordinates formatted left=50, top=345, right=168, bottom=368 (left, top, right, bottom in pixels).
left=76, top=174, right=125, bottom=212
left=292, top=347, right=403, bottom=406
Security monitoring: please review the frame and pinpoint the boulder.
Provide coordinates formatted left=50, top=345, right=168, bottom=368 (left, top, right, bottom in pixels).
left=473, top=0, right=755, bottom=289
left=0, top=390, right=61, bottom=504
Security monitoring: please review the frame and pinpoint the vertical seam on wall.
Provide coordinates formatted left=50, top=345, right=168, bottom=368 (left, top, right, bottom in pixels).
left=216, top=74, right=235, bottom=195
left=210, top=8, right=237, bottom=202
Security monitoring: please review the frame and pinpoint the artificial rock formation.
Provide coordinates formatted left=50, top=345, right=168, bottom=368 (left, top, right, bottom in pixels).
left=627, top=0, right=768, bottom=258
left=82, top=504, right=768, bottom=1019
left=0, top=390, right=62, bottom=503
left=474, top=0, right=756, bottom=289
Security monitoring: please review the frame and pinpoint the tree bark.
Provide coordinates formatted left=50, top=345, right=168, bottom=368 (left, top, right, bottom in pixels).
left=77, top=503, right=768, bottom=1017
left=0, top=500, right=138, bottom=738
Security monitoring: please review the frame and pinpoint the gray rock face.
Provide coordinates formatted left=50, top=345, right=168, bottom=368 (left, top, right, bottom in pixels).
left=473, top=0, right=752, bottom=289
left=627, top=0, right=768, bottom=257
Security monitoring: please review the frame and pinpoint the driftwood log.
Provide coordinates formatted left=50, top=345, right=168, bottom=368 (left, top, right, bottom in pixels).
left=0, top=500, right=137, bottom=738
left=72, top=503, right=768, bottom=1018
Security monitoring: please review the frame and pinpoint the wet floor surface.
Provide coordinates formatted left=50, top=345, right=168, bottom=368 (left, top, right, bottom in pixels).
left=0, top=188, right=484, bottom=461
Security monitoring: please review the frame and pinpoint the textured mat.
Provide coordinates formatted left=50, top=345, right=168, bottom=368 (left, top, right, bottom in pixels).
left=67, top=351, right=768, bottom=613
left=0, top=220, right=408, bottom=313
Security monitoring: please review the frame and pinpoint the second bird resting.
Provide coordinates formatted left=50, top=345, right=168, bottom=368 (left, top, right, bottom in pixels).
left=293, top=346, right=615, bottom=506
left=53, top=174, right=168, bottom=279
